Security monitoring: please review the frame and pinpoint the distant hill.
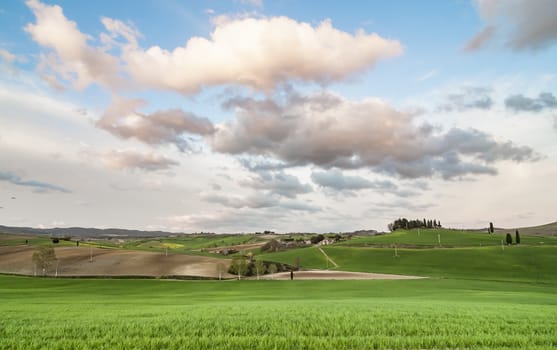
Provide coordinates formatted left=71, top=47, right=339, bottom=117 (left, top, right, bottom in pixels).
left=498, top=221, right=557, bottom=236
left=0, top=225, right=185, bottom=238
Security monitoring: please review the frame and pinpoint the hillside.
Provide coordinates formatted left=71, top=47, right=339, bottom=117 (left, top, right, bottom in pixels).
left=507, top=221, right=557, bottom=236
left=0, top=225, right=186, bottom=238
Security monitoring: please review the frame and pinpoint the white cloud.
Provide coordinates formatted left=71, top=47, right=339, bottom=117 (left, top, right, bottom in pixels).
left=25, top=0, right=123, bottom=89
left=123, top=17, right=402, bottom=93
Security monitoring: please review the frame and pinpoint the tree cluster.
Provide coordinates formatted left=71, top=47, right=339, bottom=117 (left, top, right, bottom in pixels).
left=388, top=218, right=442, bottom=231
left=228, top=256, right=294, bottom=279
left=310, top=234, right=325, bottom=244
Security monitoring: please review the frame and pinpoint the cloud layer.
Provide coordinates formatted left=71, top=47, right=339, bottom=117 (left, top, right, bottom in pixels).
left=213, top=91, right=538, bottom=179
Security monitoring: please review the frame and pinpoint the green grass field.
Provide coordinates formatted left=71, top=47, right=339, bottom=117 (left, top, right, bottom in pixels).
left=1, top=276, right=556, bottom=349
left=2, top=228, right=557, bottom=349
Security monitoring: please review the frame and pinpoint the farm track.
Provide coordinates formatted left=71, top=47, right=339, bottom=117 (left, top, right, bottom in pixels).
left=318, top=247, right=339, bottom=268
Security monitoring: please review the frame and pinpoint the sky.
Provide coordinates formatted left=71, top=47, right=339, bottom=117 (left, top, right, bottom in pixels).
left=0, top=0, right=556, bottom=233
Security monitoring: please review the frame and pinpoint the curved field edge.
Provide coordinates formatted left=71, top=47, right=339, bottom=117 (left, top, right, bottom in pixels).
left=1, top=276, right=556, bottom=350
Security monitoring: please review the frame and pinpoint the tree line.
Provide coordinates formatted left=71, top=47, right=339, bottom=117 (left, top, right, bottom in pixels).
left=388, top=218, right=442, bottom=231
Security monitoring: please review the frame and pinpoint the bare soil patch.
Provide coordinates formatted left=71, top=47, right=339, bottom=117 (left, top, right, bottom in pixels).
left=256, top=270, right=426, bottom=280
left=0, top=246, right=234, bottom=278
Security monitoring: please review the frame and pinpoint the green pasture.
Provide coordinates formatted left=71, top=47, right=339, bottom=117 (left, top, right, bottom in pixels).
left=338, top=229, right=557, bottom=247
left=1, top=276, right=556, bottom=349
left=259, top=244, right=557, bottom=283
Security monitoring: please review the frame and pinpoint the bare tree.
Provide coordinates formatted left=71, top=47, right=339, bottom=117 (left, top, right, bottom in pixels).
left=32, top=246, right=57, bottom=276
left=216, top=262, right=226, bottom=280
left=231, top=256, right=248, bottom=280
left=254, top=259, right=265, bottom=280
left=268, top=263, right=277, bottom=278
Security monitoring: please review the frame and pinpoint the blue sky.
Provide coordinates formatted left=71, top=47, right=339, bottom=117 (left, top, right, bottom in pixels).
left=0, top=0, right=556, bottom=232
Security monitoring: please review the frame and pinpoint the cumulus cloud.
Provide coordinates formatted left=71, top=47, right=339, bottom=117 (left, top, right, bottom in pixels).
left=467, top=0, right=557, bottom=51
left=101, top=149, right=178, bottom=171
left=0, top=171, right=71, bottom=193
left=96, top=96, right=215, bottom=151
left=239, top=171, right=312, bottom=198
left=123, top=17, right=402, bottom=93
left=505, top=92, right=557, bottom=112
left=25, top=0, right=123, bottom=89
left=212, top=90, right=538, bottom=179
left=438, top=87, right=493, bottom=111
left=24, top=1, right=403, bottom=93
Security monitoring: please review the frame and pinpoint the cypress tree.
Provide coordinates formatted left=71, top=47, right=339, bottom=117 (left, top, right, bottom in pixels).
left=515, top=230, right=520, bottom=244
left=505, top=233, right=513, bottom=245
left=489, top=222, right=494, bottom=234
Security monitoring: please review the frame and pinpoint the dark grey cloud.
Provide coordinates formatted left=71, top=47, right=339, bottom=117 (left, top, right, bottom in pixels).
left=468, top=0, right=557, bottom=51
left=238, top=158, right=290, bottom=172
left=102, top=150, right=178, bottom=171
left=439, top=87, right=493, bottom=112
left=97, top=96, right=215, bottom=151
left=505, top=92, right=557, bottom=112
left=212, top=90, right=538, bottom=180
left=240, top=171, right=312, bottom=199
left=0, top=171, right=71, bottom=193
